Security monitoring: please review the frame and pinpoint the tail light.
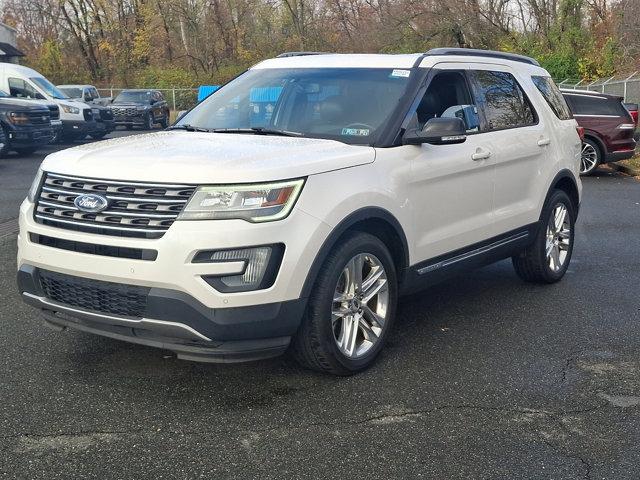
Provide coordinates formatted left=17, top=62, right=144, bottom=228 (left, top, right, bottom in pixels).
left=576, top=126, right=585, bottom=141
left=630, top=110, right=638, bottom=126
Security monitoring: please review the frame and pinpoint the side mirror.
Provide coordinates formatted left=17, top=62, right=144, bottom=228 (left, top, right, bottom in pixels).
left=403, top=117, right=467, bottom=145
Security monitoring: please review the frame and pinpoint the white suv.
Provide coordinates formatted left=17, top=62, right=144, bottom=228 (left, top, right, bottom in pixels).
left=18, top=49, right=582, bottom=374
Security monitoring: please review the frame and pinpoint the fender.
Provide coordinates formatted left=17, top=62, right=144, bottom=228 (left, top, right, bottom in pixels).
left=544, top=168, right=580, bottom=218
left=299, top=207, right=410, bottom=299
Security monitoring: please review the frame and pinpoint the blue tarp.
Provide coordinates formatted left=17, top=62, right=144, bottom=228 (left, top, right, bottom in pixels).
left=197, top=85, right=220, bottom=102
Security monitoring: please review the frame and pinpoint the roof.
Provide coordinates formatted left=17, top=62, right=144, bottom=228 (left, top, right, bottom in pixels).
left=0, top=42, right=24, bottom=57
left=57, top=84, right=96, bottom=89
left=560, top=88, right=621, bottom=100
left=253, top=50, right=548, bottom=75
left=0, top=62, right=42, bottom=77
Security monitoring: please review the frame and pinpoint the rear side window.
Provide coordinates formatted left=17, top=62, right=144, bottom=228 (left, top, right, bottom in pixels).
left=471, top=70, right=536, bottom=131
left=563, top=93, right=628, bottom=117
left=531, top=76, right=572, bottom=120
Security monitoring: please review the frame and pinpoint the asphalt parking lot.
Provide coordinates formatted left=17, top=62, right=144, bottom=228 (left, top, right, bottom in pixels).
left=1, top=133, right=639, bottom=479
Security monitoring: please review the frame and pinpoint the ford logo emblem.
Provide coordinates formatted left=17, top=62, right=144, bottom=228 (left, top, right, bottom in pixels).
left=74, top=194, right=108, bottom=213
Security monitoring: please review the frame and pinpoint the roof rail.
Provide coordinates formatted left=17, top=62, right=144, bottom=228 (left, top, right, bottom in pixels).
left=276, top=52, right=326, bottom=58
left=425, top=48, right=540, bottom=67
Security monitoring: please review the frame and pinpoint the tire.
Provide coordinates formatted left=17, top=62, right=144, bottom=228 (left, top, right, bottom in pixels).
left=580, top=138, right=601, bottom=175
left=160, top=113, right=169, bottom=129
left=145, top=113, right=155, bottom=130
left=0, top=128, right=9, bottom=157
left=512, top=190, right=576, bottom=284
left=292, top=232, right=398, bottom=375
left=13, top=146, right=38, bottom=156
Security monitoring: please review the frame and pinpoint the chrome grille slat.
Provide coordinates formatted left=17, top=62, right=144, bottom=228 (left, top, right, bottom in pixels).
left=34, top=173, right=196, bottom=238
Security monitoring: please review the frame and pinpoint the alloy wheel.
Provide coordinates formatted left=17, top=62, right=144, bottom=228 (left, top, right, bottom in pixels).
left=580, top=142, right=598, bottom=174
left=332, top=253, right=389, bottom=358
left=545, top=204, right=571, bottom=272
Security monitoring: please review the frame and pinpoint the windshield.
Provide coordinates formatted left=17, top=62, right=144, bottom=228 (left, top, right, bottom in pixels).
left=59, top=87, right=83, bottom=99
left=177, top=68, right=413, bottom=145
left=114, top=91, right=152, bottom=103
left=30, top=77, right=69, bottom=99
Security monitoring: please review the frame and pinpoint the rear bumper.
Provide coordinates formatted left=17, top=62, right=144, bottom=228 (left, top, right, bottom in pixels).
left=604, top=149, right=636, bottom=163
left=17, top=264, right=306, bottom=363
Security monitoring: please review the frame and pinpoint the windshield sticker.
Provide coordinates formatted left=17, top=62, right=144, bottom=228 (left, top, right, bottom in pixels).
left=342, top=128, right=370, bottom=136
left=390, top=69, right=411, bottom=78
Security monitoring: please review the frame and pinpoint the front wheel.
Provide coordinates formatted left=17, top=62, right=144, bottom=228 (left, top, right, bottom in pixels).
left=145, top=113, right=155, bottom=130
left=512, top=190, right=576, bottom=284
left=580, top=139, right=601, bottom=175
left=292, top=232, right=397, bottom=375
left=160, top=113, right=169, bottom=129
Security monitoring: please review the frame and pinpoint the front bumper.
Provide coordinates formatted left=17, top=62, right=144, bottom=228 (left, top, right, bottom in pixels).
left=6, top=125, right=55, bottom=147
left=62, top=120, right=96, bottom=135
left=114, top=114, right=145, bottom=126
left=91, top=119, right=116, bottom=134
left=18, top=265, right=305, bottom=362
left=17, top=200, right=331, bottom=360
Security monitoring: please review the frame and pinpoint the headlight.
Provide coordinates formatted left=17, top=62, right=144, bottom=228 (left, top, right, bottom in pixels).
left=27, top=168, right=44, bottom=202
left=8, top=112, right=30, bottom=125
left=178, top=179, right=304, bottom=222
left=61, top=104, right=80, bottom=114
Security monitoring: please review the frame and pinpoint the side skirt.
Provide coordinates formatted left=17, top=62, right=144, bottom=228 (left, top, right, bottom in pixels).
left=400, top=223, right=539, bottom=295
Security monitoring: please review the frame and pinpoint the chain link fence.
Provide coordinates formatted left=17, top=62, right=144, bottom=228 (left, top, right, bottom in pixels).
left=557, top=72, right=640, bottom=104
left=96, top=88, right=199, bottom=111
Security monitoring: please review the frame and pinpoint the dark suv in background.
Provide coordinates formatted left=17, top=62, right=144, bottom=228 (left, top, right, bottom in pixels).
left=0, top=94, right=55, bottom=156
left=111, top=89, right=169, bottom=130
left=561, top=89, right=636, bottom=175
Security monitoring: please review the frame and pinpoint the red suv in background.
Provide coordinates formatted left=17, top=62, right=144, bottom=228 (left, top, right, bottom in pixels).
left=561, top=89, right=637, bottom=175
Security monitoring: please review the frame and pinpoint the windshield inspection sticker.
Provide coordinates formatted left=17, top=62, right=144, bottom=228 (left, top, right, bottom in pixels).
left=342, top=128, right=370, bottom=136
left=390, top=69, right=411, bottom=78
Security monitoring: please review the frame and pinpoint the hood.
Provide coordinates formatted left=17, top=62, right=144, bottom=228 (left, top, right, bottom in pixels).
left=42, top=131, right=375, bottom=183
left=0, top=98, right=51, bottom=111
left=58, top=99, right=88, bottom=110
left=0, top=97, right=56, bottom=109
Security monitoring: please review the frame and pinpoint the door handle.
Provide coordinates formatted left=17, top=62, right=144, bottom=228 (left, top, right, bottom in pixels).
left=537, top=137, right=551, bottom=147
left=471, top=148, right=491, bottom=161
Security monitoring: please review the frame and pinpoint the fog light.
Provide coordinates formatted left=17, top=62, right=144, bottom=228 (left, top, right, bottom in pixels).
left=195, top=244, right=284, bottom=292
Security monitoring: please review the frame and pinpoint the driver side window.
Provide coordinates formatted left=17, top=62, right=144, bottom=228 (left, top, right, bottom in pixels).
left=415, top=71, right=480, bottom=133
left=8, top=78, right=39, bottom=99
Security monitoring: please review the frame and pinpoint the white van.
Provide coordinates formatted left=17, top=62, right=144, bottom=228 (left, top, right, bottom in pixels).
left=0, top=63, right=95, bottom=141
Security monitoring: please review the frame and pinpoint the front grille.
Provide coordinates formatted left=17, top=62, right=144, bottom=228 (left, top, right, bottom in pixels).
left=30, top=233, right=158, bottom=261
left=27, top=110, right=51, bottom=125
left=39, top=270, right=149, bottom=318
left=48, top=105, right=60, bottom=120
left=83, top=109, right=93, bottom=121
left=112, top=107, right=138, bottom=117
left=34, top=173, right=196, bottom=238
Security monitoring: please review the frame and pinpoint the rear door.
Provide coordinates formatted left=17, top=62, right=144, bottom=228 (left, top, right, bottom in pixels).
left=468, top=65, right=547, bottom=234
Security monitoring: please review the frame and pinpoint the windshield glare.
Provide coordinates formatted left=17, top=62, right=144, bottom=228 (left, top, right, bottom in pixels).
left=60, top=87, right=83, bottom=98
left=115, top=91, right=152, bottom=103
left=178, top=68, right=412, bottom=144
left=30, top=77, right=68, bottom=100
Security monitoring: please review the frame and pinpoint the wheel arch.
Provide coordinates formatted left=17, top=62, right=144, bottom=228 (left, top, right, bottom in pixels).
left=300, top=207, right=410, bottom=299
left=583, top=132, right=606, bottom=159
left=547, top=169, right=580, bottom=216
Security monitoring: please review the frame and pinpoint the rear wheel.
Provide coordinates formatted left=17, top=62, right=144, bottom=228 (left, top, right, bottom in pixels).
left=580, top=138, right=601, bottom=175
left=512, top=190, right=575, bottom=284
left=292, top=232, right=397, bottom=375
left=160, top=113, right=169, bottom=128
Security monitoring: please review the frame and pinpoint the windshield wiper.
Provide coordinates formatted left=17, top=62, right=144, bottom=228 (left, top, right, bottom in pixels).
left=167, top=124, right=211, bottom=132
left=211, top=127, right=303, bottom=137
